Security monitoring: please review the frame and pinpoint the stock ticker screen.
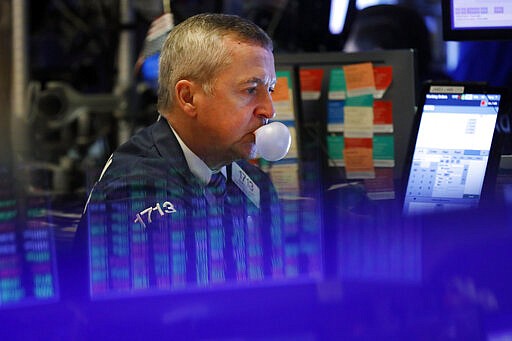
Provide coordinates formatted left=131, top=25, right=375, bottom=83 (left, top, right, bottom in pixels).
left=85, top=177, right=324, bottom=300
left=0, top=191, right=60, bottom=308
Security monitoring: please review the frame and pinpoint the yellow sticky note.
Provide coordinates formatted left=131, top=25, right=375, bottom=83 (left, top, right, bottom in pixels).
left=343, top=106, right=374, bottom=138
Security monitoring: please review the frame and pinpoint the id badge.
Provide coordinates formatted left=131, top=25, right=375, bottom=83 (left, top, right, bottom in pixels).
left=232, top=162, right=260, bottom=209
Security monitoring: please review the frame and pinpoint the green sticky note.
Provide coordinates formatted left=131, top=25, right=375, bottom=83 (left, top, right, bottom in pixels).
left=373, top=135, right=394, bottom=160
left=345, top=94, right=373, bottom=107
left=329, top=69, right=346, bottom=92
left=276, top=70, right=292, bottom=90
left=327, top=134, right=344, bottom=160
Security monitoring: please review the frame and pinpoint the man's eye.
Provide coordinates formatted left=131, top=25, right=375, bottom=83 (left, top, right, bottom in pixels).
left=247, top=87, right=257, bottom=94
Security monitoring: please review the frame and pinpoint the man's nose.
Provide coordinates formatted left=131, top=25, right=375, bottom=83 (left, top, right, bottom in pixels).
left=255, top=90, right=276, bottom=120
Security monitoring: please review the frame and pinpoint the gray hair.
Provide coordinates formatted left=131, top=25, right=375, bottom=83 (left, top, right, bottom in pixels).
left=157, top=13, right=273, bottom=112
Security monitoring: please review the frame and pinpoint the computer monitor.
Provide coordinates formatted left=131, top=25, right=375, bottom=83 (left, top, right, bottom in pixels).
left=402, top=82, right=508, bottom=216
left=442, top=0, right=512, bottom=41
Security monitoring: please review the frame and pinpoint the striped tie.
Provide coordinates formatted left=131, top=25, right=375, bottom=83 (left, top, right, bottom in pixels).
left=205, top=172, right=226, bottom=205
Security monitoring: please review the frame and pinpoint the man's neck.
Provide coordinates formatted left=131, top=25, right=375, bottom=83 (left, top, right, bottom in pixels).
left=164, top=115, right=227, bottom=184
left=165, top=114, right=227, bottom=170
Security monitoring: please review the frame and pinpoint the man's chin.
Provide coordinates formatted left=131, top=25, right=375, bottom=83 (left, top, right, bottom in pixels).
left=239, top=143, right=258, bottom=160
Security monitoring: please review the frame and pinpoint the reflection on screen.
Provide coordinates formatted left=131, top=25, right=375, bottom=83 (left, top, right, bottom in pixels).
left=87, top=187, right=323, bottom=299
left=0, top=188, right=60, bottom=308
left=336, top=211, right=422, bottom=283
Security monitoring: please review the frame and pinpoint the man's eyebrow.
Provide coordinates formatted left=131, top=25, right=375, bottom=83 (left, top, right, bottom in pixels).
left=243, top=77, right=276, bottom=87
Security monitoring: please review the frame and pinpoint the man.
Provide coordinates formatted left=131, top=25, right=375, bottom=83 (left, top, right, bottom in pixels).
left=75, top=13, right=285, bottom=294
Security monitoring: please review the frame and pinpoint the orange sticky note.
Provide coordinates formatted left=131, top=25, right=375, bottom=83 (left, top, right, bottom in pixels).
left=273, top=76, right=290, bottom=101
left=344, top=148, right=374, bottom=172
left=344, top=137, right=375, bottom=179
left=343, top=62, right=376, bottom=97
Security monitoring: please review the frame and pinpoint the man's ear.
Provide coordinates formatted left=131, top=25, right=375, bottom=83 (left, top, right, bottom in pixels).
left=175, top=80, right=197, bottom=117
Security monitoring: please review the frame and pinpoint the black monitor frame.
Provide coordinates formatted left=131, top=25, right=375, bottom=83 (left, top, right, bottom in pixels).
left=442, top=0, right=512, bottom=41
